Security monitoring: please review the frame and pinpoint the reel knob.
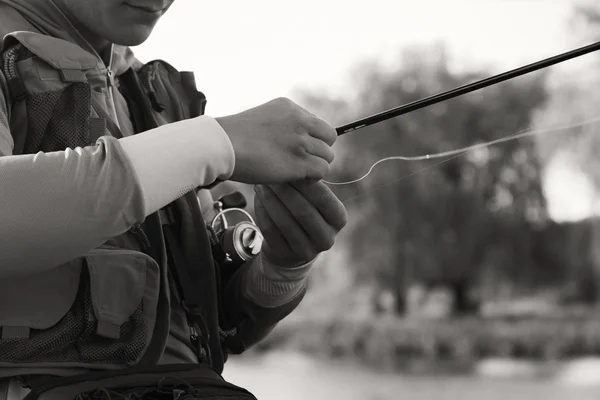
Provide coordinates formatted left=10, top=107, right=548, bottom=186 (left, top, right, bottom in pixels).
left=220, top=222, right=264, bottom=264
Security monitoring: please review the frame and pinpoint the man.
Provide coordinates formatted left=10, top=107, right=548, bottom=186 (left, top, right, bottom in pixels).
left=0, top=0, right=347, bottom=398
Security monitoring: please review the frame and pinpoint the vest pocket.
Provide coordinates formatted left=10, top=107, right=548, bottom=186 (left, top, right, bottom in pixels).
left=0, top=247, right=161, bottom=369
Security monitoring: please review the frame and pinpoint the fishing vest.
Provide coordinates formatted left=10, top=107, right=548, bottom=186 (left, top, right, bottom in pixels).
left=0, top=31, right=239, bottom=382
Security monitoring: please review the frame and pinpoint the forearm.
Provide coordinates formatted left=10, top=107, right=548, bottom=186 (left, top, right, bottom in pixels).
left=119, top=115, right=234, bottom=215
left=0, top=115, right=234, bottom=277
left=219, top=252, right=314, bottom=353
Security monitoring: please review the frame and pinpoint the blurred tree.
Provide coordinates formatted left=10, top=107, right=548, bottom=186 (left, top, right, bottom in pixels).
left=297, top=42, right=551, bottom=315
left=573, top=0, right=600, bottom=41
left=530, top=0, right=600, bottom=303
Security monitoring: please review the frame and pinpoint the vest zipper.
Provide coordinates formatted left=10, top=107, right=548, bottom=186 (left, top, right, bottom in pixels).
left=104, top=47, right=154, bottom=254
left=105, top=48, right=121, bottom=130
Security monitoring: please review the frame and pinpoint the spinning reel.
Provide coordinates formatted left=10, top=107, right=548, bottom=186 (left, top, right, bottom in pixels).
left=209, top=191, right=264, bottom=265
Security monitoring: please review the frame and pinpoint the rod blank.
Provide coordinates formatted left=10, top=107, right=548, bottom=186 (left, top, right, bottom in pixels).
left=336, top=41, right=600, bottom=136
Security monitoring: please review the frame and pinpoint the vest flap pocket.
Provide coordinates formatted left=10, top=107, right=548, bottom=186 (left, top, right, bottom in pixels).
left=84, top=247, right=161, bottom=347
left=0, top=262, right=81, bottom=335
left=86, top=250, right=151, bottom=340
left=0, top=248, right=162, bottom=368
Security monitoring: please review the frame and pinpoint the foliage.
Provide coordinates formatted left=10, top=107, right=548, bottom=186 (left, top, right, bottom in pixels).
left=252, top=311, right=600, bottom=373
left=296, top=43, right=552, bottom=312
left=528, top=2, right=600, bottom=303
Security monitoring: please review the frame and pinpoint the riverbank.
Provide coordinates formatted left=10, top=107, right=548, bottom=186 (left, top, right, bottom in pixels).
left=223, top=351, right=600, bottom=400
left=253, top=311, right=600, bottom=374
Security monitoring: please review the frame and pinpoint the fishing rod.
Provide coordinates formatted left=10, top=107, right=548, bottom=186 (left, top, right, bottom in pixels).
left=336, top=40, right=600, bottom=136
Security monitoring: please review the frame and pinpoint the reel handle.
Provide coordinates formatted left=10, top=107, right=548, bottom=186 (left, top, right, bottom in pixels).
left=217, top=192, right=247, bottom=210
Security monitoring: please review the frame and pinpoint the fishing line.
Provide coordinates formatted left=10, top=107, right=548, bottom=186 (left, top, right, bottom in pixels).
left=338, top=152, right=467, bottom=205
left=324, top=114, right=600, bottom=187
left=326, top=113, right=600, bottom=205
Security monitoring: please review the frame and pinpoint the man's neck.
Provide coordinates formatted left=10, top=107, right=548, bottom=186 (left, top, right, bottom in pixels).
left=69, top=19, right=112, bottom=65
left=97, top=44, right=113, bottom=66
left=50, top=0, right=112, bottom=65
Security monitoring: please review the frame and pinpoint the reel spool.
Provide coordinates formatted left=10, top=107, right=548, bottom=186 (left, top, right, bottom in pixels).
left=210, top=192, right=263, bottom=264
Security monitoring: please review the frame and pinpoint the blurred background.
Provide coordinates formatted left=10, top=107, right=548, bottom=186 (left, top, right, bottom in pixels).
left=136, top=0, right=600, bottom=399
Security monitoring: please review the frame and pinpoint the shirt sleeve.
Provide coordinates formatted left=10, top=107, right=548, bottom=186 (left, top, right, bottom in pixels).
left=242, top=253, right=314, bottom=308
left=0, top=73, right=235, bottom=278
left=216, top=253, right=314, bottom=354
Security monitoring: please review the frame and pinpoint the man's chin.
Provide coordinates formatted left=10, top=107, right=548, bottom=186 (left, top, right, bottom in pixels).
left=109, top=28, right=155, bottom=47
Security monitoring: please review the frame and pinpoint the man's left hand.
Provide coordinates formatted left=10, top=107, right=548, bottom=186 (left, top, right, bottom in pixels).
left=253, top=180, right=348, bottom=268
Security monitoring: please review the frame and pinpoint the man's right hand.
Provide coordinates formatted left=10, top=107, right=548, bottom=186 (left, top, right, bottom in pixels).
left=215, top=98, right=337, bottom=184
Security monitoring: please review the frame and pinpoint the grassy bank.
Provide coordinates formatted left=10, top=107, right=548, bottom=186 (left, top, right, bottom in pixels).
left=251, top=310, right=600, bottom=373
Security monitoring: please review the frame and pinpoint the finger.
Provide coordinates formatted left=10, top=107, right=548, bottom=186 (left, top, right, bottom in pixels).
left=269, top=184, right=336, bottom=252
left=291, top=180, right=348, bottom=231
left=301, top=135, right=335, bottom=164
left=254, top=194, right=294, bottom=259
left=255, top=185, right=317, bottom=262
left=302, top=155, right=330, bottom=181
left=305, top=115, right=337, bottom=147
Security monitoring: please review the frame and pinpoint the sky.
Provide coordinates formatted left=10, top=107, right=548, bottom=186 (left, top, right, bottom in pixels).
left=133, top=0, right=595, bottom=222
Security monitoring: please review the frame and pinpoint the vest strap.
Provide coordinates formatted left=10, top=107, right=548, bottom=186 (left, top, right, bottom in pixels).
left=96, top=320, right=121, bottom=340
left=1, top=326, right=30, bottom=339
left=159, top=208, right=175, bottom=226
left=162, top=221, right=211, bottom=364
left=88, top=117, right=106, bottom=144
left=59, top=68, right=87, bottom=83
left=0, top=378, right=8, bottom=400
